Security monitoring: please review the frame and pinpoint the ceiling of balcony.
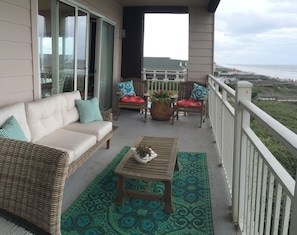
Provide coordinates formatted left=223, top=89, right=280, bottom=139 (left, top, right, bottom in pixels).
left=116, top=0, right=220, bottom=12
left=116, top=0, right=208, bottom=6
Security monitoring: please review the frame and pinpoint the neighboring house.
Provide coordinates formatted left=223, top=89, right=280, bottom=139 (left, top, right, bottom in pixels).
left=0, top=0, right=221, bottom=111
left=143, top=57, right=187, bottom=71
left=143, top=57, right=188, bottom=80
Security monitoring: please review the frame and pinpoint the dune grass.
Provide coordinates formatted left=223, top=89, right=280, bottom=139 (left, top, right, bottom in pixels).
left=252, top=101, right=297, bottom=178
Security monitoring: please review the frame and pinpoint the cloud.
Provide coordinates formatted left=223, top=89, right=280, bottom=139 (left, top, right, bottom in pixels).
left=215, top=0, right=297, bottom=65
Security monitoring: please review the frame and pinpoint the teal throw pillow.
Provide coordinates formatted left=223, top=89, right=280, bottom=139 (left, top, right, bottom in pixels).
left=75, top=97, right=103, bottom=124
left=190, top=83, right=210, bottom=101
left=0, top=115, right=28, bottom=141
left=116, top=80, right=136, bottom=98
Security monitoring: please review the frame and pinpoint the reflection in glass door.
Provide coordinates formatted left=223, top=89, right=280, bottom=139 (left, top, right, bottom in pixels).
left=76, top=10, right=88, bottom=98
left=58, top=2, right=75, bottom=94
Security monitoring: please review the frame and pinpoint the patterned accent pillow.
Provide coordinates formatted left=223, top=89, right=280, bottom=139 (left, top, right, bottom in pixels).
left=116, top=80, right=136, bottom=98
left=0, top=115, right=28, bottom=141
left=190, top=83, right=210, bottom=101
left=75, top=97, right=103, bottom=124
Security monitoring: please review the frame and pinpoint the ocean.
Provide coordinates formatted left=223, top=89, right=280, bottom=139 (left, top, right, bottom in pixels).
left=222, top=64, right=297, bottom=81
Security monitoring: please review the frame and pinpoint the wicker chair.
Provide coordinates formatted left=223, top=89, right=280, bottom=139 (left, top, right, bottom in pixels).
left=0, top=138, right=69, bottom=235
left=171, top=81, right=208, bottom=128
left=116, top=78, right=149, bottom=122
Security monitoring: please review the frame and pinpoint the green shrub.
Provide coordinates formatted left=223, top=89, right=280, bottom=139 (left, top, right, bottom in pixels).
left=252, top=101, right=297, bottom=178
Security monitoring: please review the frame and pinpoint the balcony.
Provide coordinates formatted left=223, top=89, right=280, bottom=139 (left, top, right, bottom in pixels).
left=62, top=75, right=297, bottom=235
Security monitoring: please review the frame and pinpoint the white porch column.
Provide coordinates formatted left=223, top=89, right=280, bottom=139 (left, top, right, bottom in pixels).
left=232, top=81, right=253, bottom=227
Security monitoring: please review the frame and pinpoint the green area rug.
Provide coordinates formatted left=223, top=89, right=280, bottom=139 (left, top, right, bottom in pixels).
left=61, top=147, right=214, bottom=235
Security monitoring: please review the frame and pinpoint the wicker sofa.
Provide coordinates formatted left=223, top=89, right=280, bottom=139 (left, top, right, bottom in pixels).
left=0, top=91, right=113, bottom=234
left=0, top=91, right=113, bottom=177
left=0, top=138, right=69, bottom=234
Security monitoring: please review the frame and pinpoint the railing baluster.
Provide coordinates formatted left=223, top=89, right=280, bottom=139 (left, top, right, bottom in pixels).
left=250, top=147, right=258, bottom=234
left=281, top=195, right=291, bottom=235
left=265, top=173, right=274, bottom=235
left=245, top=140, right=252, bottom=235
left=254, top=157, right=263, bottom=235
left=272, top=184, right=282, bottom=234
left=290, top=184, right=297, bottom=235
left=259, top=164, right=268, bottom=235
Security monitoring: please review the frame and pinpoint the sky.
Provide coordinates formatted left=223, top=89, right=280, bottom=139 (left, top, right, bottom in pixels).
left=215, top=0, right=297, bottom=65
left=143, top=13, right=189, bottom=60
left=143, top=0, right=297, bottom=65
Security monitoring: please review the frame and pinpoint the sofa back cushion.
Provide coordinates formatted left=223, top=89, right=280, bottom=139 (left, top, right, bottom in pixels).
left=0, top=103, right=31, bottom=141
left=61, top=91, right=81, bottom=126
left=25, top=91, right=81, bottom=142
left=26, top=95, right=64, bottom=142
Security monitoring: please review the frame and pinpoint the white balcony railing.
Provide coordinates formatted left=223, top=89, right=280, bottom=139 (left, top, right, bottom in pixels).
left=142, top=69, right=187, bottom=80
left=142, top=69, right=185, bottom=95
left=146, top=80, right=181, bottom=94
left=207, top=74, right=297, bottom=235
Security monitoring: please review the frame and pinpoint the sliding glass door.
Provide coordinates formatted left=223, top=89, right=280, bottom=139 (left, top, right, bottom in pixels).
left=38, top=0, right=115, bottom=108
left=91, top=18, right=114, bottom=110
left=38, top=0, right=88, bottom=98
left=99, top=21, right=114, bottom=110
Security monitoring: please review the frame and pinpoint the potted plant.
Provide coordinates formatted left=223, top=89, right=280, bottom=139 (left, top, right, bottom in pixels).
left=151, top=90, right=173, bottom=103
left=130, top=144, right=158, bottom=164
left=136, top=145, right=152, bottom=158
left=150, top=90, right=174, bottom=121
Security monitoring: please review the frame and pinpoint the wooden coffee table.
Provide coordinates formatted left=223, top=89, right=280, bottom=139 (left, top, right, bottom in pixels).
left=114, top=136, right=178, bottom=213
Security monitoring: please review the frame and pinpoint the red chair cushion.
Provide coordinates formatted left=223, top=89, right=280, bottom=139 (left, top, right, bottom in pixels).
left=120, top=96, right=145, bottom=104
left=177, top=99, right=202, bottom=108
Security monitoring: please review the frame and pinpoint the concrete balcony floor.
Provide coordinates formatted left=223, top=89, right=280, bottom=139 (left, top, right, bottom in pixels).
left=62, top=109, right=240, bottom=235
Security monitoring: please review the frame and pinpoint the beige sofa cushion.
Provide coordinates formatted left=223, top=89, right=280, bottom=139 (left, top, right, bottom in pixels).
left=63, top=121, right=112, bottom=141
left=25, top=95, right=64, bottom=142
left=36, top=129, right=96, bottom=164
left=61, top=91, right=81, bottom=126
left=0, top=103, right=31, bottom=141
left=25, top=91, right=82, bottom=142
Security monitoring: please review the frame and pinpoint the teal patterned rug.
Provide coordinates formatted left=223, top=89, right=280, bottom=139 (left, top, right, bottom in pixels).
left=61, top=147, right=214, bottom=235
